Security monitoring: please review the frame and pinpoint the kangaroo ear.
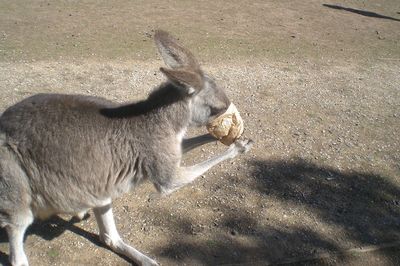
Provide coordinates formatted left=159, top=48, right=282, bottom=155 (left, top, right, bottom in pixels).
left=154, top=30, right=200, bottom=71
left=160, top=67, right=204, bottom=94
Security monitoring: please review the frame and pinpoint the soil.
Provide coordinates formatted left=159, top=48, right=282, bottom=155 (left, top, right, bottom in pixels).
left=0, top=0, right=399, bottom=265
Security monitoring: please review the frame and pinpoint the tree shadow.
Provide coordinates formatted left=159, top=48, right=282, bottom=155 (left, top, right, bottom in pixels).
left=250, top=158, right=400, bottom=245
left=155, top=214, right=342, bottom=265
left=323, top=4, right=400, bottom=22
left=154, top=157, right=400, bottom=265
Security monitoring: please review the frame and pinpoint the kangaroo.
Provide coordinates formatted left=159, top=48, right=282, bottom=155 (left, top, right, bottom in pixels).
left=0, top=30, right=253, bottom=266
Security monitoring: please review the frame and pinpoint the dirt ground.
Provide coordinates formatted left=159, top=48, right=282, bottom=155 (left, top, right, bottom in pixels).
left=0, top=0, right=399, bottom=265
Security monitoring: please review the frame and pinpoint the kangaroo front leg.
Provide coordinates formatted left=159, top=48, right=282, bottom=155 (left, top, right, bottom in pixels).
left=164, top=138, right=253, bottom=194
left=182, top=133, right=217, bottom=154
left=93, top=204, right=158, bottom=266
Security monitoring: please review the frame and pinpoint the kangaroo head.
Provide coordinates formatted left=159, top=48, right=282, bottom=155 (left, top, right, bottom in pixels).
left=154, top=30, right=230, bottom=127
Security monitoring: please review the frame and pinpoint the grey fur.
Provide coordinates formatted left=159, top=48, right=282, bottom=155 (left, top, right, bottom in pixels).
left=0, top=30, right=253, bottom=266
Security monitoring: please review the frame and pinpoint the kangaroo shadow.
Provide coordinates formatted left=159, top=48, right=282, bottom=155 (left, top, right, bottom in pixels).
left=323, top=4, right=400, bottom=22
left=0, top=216, right=72, bottom=265
left=155, top=157, right=400, bottom=265
left=0, top=215, right=134, bottom=265
left=0, top=215, right=99, bottom=242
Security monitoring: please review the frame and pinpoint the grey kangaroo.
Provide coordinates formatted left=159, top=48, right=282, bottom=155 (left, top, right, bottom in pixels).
left=0, top=30, right=253, bottom=266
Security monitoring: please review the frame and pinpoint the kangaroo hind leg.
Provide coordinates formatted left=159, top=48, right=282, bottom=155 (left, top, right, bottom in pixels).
left=3, top=210, right=33, bottom=266
left=93, top=204, right=159, bottom=266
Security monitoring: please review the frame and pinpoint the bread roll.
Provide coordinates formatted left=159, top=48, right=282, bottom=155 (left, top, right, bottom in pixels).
left=206, top=103, right=244, bottom=145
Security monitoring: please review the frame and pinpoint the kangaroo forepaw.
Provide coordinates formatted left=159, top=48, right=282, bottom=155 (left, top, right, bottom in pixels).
left=236, top=138, right=254, bottom=153
left=71, top=211, right=90, bottom=222
left=227, top=138, right=254, bottom=158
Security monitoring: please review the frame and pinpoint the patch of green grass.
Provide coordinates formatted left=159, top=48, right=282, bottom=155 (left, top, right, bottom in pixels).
left=47, top=248, right=59, bottom=259
left=206, top=239, right=219, bottom=249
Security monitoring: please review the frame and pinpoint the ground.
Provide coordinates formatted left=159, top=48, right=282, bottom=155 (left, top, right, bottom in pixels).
left=0, top=0, right=399, bottom=265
